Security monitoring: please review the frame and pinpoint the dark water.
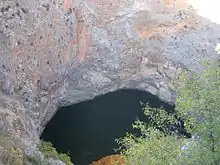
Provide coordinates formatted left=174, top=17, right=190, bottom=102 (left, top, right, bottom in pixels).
left=41, top=89, right=174, bottom=165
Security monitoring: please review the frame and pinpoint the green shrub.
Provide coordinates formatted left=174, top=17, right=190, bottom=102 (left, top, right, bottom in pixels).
left=38, top=141, right=72, bottom=165
left=116, top=60, right=220, bottom=165
left=58, top=153, right=72, bottom=165
left=116, top=105, right=187, bottom=165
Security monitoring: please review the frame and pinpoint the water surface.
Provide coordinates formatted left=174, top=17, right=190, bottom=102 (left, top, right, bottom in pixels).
left=41, top=89, right=174, bottom=165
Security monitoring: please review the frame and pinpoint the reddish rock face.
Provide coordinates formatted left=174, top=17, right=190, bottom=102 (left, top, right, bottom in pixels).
left=90, top=154, right=128, bottom=165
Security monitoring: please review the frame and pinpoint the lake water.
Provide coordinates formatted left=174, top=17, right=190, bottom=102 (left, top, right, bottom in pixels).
left=41, top=89, right=174, bottom=165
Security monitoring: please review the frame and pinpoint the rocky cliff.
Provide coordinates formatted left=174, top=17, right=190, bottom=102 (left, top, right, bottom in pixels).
left=0, top=0, right=219, bottom=164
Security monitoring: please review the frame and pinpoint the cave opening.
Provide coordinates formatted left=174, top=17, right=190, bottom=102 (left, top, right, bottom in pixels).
left=40, top=89, right=175, bottom=165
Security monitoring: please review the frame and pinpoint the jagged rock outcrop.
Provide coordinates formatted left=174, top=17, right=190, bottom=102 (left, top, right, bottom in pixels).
left=0, top=0, right=219, bottom=162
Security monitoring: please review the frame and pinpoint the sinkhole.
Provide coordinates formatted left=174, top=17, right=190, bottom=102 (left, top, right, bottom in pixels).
left=40, top=89, right=176, bottom=165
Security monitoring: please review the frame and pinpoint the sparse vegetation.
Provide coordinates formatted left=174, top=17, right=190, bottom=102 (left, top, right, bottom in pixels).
left=0, top=134, right=23, bottom=165
left=116, top=60, right=220, bottom=165
left=0, top=133, right=72, bottom=165
left=38, top=140, right=72, bottom=165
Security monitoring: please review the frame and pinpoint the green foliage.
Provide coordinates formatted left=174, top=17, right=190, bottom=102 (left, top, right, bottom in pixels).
left=38, top=141, right=72, bottom=165
left=116, top=105, right=187, bottom=165
left=116, top=60, right=220, bottom=165
left=38, top=141, right=57, bottom=158
left=174, top=61, right=220, bottom=164
left=141, top=104, right=179, bottom=133
left=57, top=153, right=72, bottom=165
left=23, top=154, right=43, bottom=165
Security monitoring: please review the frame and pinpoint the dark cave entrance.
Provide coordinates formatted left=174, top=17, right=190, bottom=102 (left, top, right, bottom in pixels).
left=40, top=89, right=175, bottom=165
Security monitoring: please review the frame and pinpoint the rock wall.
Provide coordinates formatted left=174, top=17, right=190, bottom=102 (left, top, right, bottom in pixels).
left=0, top=0, right=220, bottom=148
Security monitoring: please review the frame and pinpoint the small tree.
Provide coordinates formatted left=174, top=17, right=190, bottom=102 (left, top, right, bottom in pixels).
left=116, top=103, right=188, bottom=165
left=116, top=60, right=220, bottom=165
left=174, top=60, right=220, bottom=164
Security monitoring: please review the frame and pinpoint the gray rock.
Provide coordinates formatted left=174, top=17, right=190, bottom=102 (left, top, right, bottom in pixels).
left=138, top=82, right=149, bottom=90
left=147, top=86, right=158, bottom=95
left=47, top=158, right=67, bottom=165
left=159, top=87, right=172, bottom=103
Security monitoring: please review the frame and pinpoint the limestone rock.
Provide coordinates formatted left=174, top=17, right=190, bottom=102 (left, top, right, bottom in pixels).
left=0, top=0, right=220, bottom=163
left=147, top=86, right=158, bottom=96
left=159, top=87, right=172, bottom=103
